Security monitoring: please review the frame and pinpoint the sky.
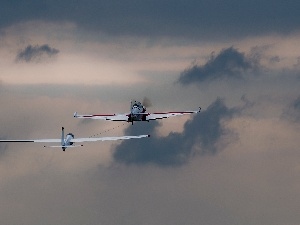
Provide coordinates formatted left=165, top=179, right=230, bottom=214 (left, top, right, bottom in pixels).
left=0, top=1, right=300, bottom=225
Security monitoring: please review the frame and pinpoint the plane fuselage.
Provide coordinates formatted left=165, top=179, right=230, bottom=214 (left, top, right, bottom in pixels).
left=128, top=101, right=147, bottom=122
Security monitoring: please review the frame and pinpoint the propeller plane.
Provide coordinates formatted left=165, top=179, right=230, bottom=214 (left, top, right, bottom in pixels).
left=74, top=100, right=201, bottom=125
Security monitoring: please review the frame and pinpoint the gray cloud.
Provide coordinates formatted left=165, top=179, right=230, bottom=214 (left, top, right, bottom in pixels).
left=1, top=1, right=300, bottom=39
left=178, top=47, right=259, bottom=84
left=269, top=56, right=280, bottom=64
left=0, top=141, right=8, bottom=155
left=16, top=44, right=59, bottom=62
left=294, top=56, right=300, bottom=69
left=282, top=96, right=300, bottom=122
left=113, top=98, right=237, bottom=166
left=293, top=97, right=300, bottom=110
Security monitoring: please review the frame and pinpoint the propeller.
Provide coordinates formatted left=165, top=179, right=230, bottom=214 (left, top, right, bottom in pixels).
left=142, top=97, right=152, bottom=108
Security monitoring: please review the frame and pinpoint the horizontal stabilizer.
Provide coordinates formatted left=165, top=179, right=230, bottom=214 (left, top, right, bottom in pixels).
left=43, top=145, right=84, bottom=148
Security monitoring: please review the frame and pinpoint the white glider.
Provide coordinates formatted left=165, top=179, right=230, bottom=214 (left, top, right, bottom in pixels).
left=0, top=127, right=150, bottom=151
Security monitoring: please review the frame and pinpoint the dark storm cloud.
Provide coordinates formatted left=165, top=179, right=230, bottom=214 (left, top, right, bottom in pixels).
left=1, top=0, right=300, bottom=39
left=16, top=44, right=59, bottom=62
left=178, top=47, right=259, bottom=84
left=113, top=98, right=237, bottom=166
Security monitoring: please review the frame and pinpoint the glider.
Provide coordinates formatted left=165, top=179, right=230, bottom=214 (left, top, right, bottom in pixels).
left=0, top=127, right=150, bottom=151
left=74, top=100, right=201, bottom=124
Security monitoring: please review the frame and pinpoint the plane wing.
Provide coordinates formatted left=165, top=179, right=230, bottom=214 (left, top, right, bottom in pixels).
left=0, top=139, right=62, bottom=143
left=146, top=108, right=201, bottom=120
left=71, top=134, right=150, bottom=143
left=74, top=112, right=128, bottom=121
left=0, top=135, right=150, bottom=143
left=74, top=108, right=201, bottom=122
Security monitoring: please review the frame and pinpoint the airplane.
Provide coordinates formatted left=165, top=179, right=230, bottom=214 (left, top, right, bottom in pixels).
left=0, top=127, right=150, bottom=151
left=74, top=100, right=201, bottom=125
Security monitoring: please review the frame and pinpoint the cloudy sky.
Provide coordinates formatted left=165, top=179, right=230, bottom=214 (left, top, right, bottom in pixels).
left=1, top=1, right=300, bottom=225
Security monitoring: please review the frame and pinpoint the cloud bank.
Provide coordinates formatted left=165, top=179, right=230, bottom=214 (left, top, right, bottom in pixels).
left=1, top=1, right=300, bottom=39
